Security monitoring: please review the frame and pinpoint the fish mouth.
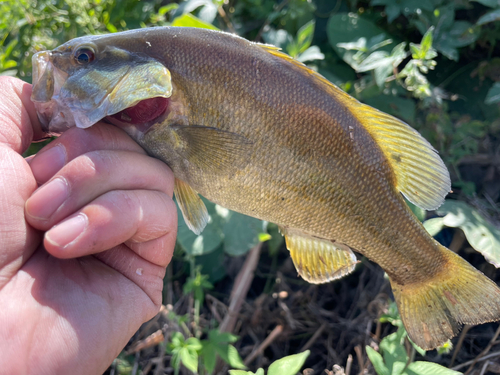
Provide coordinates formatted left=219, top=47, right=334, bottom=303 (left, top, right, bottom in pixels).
left=31, top=50, right=72, bottom=134
left=108, top=96, right=170, bottom=133
left=30, top=47, right=173, bottom=135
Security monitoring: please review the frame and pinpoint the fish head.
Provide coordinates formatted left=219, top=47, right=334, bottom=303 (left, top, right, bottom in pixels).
left=31, top=35, right=172, bottom=135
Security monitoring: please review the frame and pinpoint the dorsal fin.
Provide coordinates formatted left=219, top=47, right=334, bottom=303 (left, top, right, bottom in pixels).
left=259, top=44, right=451, bottom=210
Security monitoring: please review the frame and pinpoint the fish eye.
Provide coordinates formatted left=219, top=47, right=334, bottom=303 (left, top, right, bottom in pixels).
left=74, top=47, right=95, bottom=65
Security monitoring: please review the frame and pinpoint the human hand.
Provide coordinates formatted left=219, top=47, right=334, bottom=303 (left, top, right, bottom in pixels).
left=0, top=76, right=177, bottom=375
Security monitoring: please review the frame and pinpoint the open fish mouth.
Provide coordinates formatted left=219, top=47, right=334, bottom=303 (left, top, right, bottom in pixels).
left=30, top=46, right=173, bottom=135
left=108, top=96, right=170, bottom=132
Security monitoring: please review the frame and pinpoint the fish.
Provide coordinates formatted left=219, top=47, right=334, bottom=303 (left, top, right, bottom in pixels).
left=30, top=26, right=500, bottom=350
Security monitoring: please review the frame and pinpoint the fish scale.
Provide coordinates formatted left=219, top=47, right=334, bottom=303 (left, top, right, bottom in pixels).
left=30, top=26, right=500, bottom=350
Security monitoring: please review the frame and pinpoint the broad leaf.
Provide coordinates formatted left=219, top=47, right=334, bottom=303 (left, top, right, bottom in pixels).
left=405, top=361, right=462, bottom=375
left=171, top=13, right=219, bottom=30
left=223, top=211, right=264, bottom=256
left=176, top=199, right=223, bottom=256
left=366, top=346, right=389, bottom=375
left=485, top=82, right=500, bottom=105
left=327, top=13, right=393, bottom=68
left=437, top=200, right=500, bottom=267
left=423, top=217, right=445, bottom=237
left=267, top=350, right=310, bottom=375
left=477, top=8, right=500, bottom=25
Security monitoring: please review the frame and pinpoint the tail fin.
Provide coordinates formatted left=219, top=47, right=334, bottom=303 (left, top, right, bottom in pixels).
left=389, top=245, right=500, bottom=350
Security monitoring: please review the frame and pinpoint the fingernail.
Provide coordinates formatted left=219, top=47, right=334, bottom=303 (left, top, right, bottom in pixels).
left=26, top=177, right=69, bottom=219
left=31, top=144, right=67, bottom=184
left=46, top=213, right=88, bottom=248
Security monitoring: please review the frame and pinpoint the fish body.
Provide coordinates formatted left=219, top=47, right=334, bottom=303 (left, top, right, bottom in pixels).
left=31, top=27, right=500, bottom=349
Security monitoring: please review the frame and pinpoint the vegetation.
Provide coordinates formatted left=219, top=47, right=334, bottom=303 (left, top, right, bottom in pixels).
left=2, top=0, right=500, bottom=373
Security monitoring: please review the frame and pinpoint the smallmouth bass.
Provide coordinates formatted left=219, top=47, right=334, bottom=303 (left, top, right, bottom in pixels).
left=30, top=27, right=500, bottom=350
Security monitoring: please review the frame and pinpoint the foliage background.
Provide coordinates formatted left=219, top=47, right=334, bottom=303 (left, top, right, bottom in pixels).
left=2, top=0, right=500, bottom=374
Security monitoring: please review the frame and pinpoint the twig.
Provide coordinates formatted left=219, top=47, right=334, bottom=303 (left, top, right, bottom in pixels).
left=126, top=330, right=165, bottom=355
left=300, top=323, right=327, bottom=352
left=346, top=354, right=353, bottom=375
left=217, top=6, right=236, bottom=34
left=479, top=361, right=490, bottom=375
left=354, top=345, right=365, bottom=375
left=244, top=325, right=283, bottom=365
left=464, top=324, right=500, bottom=375
left=452, top=350, right=500, bottom=371
left=449, top=325, right=471, bottom=368
left=220, top=243, right=262, bottom=333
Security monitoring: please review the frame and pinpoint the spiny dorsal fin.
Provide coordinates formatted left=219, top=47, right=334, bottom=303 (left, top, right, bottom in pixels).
left=281, top=227, right=358, bottom=284
left=260, top=45, right=451, bottom=210
left=174, top=178, right=209, bottom=235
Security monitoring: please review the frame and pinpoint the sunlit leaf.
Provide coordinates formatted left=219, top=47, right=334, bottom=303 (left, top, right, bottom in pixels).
left=327, top=13, right=394, bottom=69
left=436, top=200, right=500, bottom=267
left=423, top=217, right=445, bottom=237
left=296, top=19, right=315, bottom=54
left=406, top=361, right=462, bottom=374
left=171, top=13, right=219, bottom=30
left=267, top=350, right=310, bottom=375
left=366, top=346, right=389, bottom=375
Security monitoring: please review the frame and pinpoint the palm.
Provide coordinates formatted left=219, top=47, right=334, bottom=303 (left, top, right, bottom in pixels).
left=0, top=77, right=177, bottom=374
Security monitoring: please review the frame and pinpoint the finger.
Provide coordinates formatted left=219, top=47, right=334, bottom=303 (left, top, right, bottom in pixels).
left=93, top=243, right=170, bottom=307
left=25, top=149, right=175, bottom=230
left=43, top=189, right=177, bottom=264
left=0, top=76, right=46, bottom=153
left=29, top=122, right=147, bottom=185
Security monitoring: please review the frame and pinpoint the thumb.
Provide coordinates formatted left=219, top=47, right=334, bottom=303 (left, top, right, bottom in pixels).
left=0, top=76, right=47, bottom=154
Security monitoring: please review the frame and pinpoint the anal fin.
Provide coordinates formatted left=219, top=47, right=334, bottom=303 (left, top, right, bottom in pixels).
left=174, top=178, right=209, bottom=235
left=281, top=228, right=358, bottom=284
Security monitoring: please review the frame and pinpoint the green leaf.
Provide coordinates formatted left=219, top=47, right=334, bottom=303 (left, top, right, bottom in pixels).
left=179, top=347, right=199, bottom=373
left=423, top=217, right=445, bottom=237
left=447, top=22, right=480, bottom=48
left=471, top=0, right=500, bottom=7
left=226, top=345, right=246, bottom=369
left=380, top=329, right=408, bottom=374
left=421, top=27, right=434, bottom=56
left=366, top=346, right=389, bottom=375
left=485, top=82, right=500, bottom=105
left=327, top=13, right=393, bottom=69
left=296, top=46, right=325, bottom=63
left=201, top=344, right=217, bottom=373
left=229, top=371, right=255, bottom=375
left=436, top=200, right=500, bottom=267
left=477, top=8, right=500, bottom=25
left=171, top=13, right=219, bottom=30
left=405, top=361, right=462, bottom=375
left=223, top=211, right=264, bottom=256
left=296, top=20, right=315, bottom=54
left=405, top=200, right=427, bottom=222
left=267, top=350, right=310, bottom=375
left=258, top=233, right=272, bottom=242
left=186, top=337, right=203, bottom=351
left=176, top=199, right=223, bottom=256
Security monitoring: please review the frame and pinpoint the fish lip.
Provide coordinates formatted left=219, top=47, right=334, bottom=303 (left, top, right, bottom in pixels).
left=31, top=50, right=70, bottom=134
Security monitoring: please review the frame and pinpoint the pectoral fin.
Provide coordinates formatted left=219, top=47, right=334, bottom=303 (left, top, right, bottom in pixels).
left=174, top=178, right=209, bottom=235
left=171, top=125, right=253, bottom=176
left=281, top=228, right=358, bottom=283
